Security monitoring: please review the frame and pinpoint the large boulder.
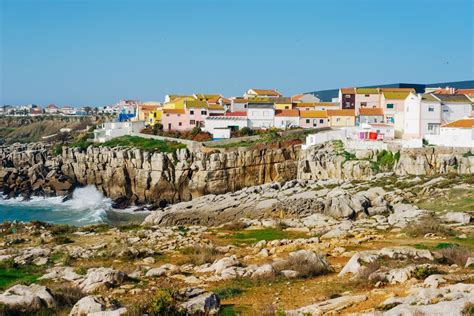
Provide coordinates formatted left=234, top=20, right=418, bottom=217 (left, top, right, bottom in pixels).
left=180, top=288, right=220, bottom=315
left=69, top=295, right=127, bottom=316
left=0, top=284, right=56, bottom=311
left=286, top=294, right=367, bottom=315
left=75, top=268, right=126, bottom=293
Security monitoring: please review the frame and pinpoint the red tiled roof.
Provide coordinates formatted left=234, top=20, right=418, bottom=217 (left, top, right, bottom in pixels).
left=359, top=108, right=384, bottom=116
left=275, top=109, right=299, bottom=117
left=225, top=111, right=247, bottom=117
left=163, top=109, right=185, bottom=114
left=458, top=89, right=474, bottom=95
left=441, top=118, right=474, bottom=128
left=233, top=98, right=249, bottom=104
left=340, top=88, right=355, bottom=94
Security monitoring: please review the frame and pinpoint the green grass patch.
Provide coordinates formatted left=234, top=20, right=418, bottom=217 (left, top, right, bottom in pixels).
left=415, top=188, right=474, bottom=212
left=100, top=136, right=186, bottom=152
left=219, top=304, right=247, bottom=316
left=414, top=243, right=429, bottom=250
left=213, top=287, right=244, bottom=300
left=223, top=228, right=306, bottom=245
left=0, top=265, right=41, bottom=290
left=435, top=242, right=458, bottom=249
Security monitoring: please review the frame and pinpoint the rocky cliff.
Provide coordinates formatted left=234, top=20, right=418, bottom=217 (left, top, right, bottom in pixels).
left=0, top=143, right=299, bottom=205
left=1, top=142, right=473, bottom=205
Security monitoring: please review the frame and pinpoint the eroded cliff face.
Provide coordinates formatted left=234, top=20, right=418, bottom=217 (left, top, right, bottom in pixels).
left=1, top=142, right=473, bottom=205
left=0, top=144, right=299, bottom=204
left=297, top=144, right=474, bottom=180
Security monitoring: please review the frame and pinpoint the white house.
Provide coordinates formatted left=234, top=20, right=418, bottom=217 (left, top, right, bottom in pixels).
left=44, top=104, right=59, bottom=114
left=93, top=121, right=145, bottom=143
left=403, top=93, right=442, bottom=139
left=359, top=108, right=384, bottom=125
left=274, top=109, right=299, bottom=129
left=433, top=94, right=473, bottom=124
left=230, top=98, right=249, bottom=112
left=204, top=115, right=248, bottom=139
left=424, top=118, right=474, bottom=147
left=247, top=103, right=275, bottom=129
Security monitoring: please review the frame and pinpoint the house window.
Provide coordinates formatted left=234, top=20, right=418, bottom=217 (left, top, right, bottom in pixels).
left=345, top=102, right=350, bottom=106
left=319, top=119, right=324, bottom=124
left=361, top=102, right=367, bottom=107
left=178, top=122, right=182, bottom=126
left=345, top=95, right=350, bottom=99
left=428, top=106, right=434, bottom=112
left=365, top=94, right=370, bottom=97
left=305, top=119, right=310, bottom=124
left=263, top=111, right=269, bottom=117
left=190, top=120, right=196, bottom=125
left=190, top=110, right=194, bottom=115
left=166, top=114, right=170, bottom=117
left=252, top=111, right=257, bottom=116
left=201, top=110, right=207, bottom=115
left=336, top=118, right=341, bottom=122
left=313, top=119, right=317, bottom=126
left=387, top=103, right=394, bottom=109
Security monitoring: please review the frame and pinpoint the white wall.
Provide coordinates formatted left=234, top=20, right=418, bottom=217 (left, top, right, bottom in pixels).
left=302, top=129, right=346, bottom=149
left=212, top=128, right=231, bottom=139
left=275, top=116, right=300, bottom=129
left=204, top=117, right=248, bottom=134
left=425, top=128, right=474, bottom=147
left=441, top=103, right=472, bottom=123
left=95, top=121, right=145, bottom=142
left=248, top=108, right=275, bottom=128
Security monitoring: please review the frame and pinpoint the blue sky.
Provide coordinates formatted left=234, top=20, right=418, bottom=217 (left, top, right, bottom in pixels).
left=1, top=0, right=473, bottom=106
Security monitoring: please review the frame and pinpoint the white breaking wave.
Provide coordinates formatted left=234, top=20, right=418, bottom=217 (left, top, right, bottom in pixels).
left=0, top=185, right=148, bottom=225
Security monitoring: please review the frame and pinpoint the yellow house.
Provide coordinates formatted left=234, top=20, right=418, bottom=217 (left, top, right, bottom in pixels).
left=275, top=102, right=293, bottom=110
left=137, top=102, right=161, bottom=124
left=148, top=108, right=163, bottom=126
left=163, top=96, right=194, bottom=110
left=327, top=109, right=356, bottom=127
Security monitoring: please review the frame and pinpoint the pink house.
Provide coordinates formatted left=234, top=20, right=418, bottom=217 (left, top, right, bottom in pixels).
left=162, top=100, right=226, bottom=131
left=162, top=109, right=188, bottom=131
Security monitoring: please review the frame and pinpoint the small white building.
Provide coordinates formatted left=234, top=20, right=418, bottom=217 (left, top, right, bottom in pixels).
left=44, top=104, right=59, bottom=114
left=204, top=115, right=248, bottom=139
left=274, top=109, right=300, bottom=129
left=247, top=103, right=275, bottom=129
left=403, top=93, right=442, bottom=139
left=434, top=94, right=473, bottom=123
left=93, top=121, right=145, bottom=143
left=424, top=118, right=474, bottom=147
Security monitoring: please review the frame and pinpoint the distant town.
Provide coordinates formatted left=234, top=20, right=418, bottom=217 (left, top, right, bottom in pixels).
left=2, top=82, right=474, bottom=148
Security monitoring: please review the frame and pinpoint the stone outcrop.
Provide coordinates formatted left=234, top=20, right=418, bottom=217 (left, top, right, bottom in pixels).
left=1, top=142, right=473, bottom=206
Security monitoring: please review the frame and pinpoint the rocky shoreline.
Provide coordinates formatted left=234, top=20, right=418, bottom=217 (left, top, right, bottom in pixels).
left=1, top=142, right=473, bottom=208
left=0, top=173, right=472, bottom=315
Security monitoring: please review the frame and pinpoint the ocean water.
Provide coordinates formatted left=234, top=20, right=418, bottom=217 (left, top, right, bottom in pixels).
left=0, top=186, right=148, bottom=226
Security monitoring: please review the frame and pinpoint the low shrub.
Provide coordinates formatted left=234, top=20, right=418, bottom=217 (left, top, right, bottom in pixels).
left=127, top=289, right=182, bottom=316
left=438, top=245, right=472, bottom=266
left=181, top=245, right=220, bottom=265
left=402, top=214, right=454, bottom=238
left=412, top=265, right=441, bottom=279
left=52, top=235, right=73, bottom=245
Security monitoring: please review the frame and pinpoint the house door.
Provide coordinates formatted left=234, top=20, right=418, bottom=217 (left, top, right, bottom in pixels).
left=168, top=123, right=171, bottom=130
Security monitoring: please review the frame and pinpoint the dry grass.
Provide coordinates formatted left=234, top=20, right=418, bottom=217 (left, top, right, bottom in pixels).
left=180, top=245, right=221, bottom=265
left=273, top=251, right=331, bottom=278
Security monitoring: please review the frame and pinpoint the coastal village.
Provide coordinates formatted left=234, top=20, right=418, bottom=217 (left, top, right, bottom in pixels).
left=3, top=83, right=474, bottom=149
left=1, top=83, right=474, bottom=316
